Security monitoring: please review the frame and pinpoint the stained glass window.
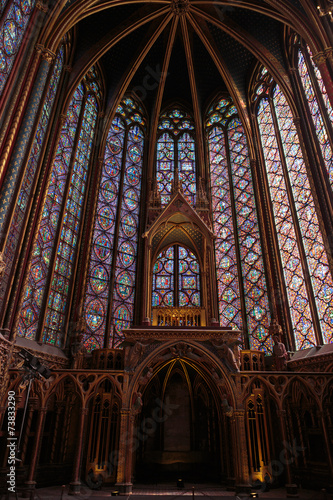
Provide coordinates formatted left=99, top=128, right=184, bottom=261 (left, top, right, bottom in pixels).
left=111, top=124, right=144, bottom=347
left=152, top=245, right=201, bottom=308
left=152, top=247, right=174, bottom=307
left=83, top=97, right=146, bottom=351
left=255, top=69, right=333, bottom=349
left=0, top=0, right=36, bottom=96
left=0, top=45, right=64, bottom=313
left=207, top=98, right=272, bottom=352
left=157, top=109, right=196, bottom=205
left=18, top=69, right=100, bottom=346
left=297, top=45, right=333, bottom=189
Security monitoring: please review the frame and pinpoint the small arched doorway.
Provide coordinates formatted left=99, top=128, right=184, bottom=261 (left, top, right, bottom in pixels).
left=134, top=359, right=228, bottom=484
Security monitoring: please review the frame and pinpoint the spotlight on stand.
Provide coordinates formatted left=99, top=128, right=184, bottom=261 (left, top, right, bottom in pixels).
left=18, top=349, right=52, bottom=380
left=17, top=349, right=52, bottom=453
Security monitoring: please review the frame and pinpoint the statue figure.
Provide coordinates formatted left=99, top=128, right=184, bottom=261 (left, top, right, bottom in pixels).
left=139, top=366, right=154, bottom=385
left=221, top=393, right=233, bottom=417
left=212, top=342, right=240, bottom=372
left=272, top=334, right=288, bottom=371
left=132, top=391, right=143, bottom=412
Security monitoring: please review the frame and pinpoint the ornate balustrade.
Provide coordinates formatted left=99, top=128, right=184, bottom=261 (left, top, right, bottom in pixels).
left=91, top=349, right=124, bottom=370
left=152, top=307, right=206, bottom=327
left=240, top=349, right=265, bottom=371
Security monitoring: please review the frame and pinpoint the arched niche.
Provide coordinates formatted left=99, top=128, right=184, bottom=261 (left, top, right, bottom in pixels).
left=142, top=190, right=218, bottom=326
left=134, top=358, right=229, bottom=484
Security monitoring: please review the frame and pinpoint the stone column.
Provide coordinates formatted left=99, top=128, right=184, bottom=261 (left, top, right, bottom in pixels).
left=115, top=409, right=133, bottom=494
left=69, top=407, right=89, bottom=495
left=233, top=410, right=251, bottom=494
left=24, top=407, right=47, bottom=494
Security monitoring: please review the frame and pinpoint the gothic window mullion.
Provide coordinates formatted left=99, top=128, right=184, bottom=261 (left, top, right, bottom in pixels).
left=174, top=135, right=179, bottom=181
left=104, top=126, right=129, bottom=348
left=174, top=244, right=179, bottom=307
left=34, top=91, right=88, bottom=343
left=225, top=126, right=249, bottom=345
left=271, top=92, right=325, bottom=345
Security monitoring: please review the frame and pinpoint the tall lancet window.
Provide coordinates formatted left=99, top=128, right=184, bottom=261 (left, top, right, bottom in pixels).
left=207, top=97, right=271, bottom=352
left=83, top=97, right=145, bottom=351
left=254, top=67, right=333, bottom=349
left=295, top=38, right=333, bottom=191
left=0, top=0, right=36, bottom=96
left=152, top=245, right=201, bottom=308
left=0, top=43, right=64, bottom=314
left=18, top=67, right=101, bottom=347
left=156, top=108, right=196, bottom=205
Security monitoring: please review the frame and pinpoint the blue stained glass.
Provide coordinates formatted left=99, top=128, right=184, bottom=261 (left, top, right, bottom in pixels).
left=0, top=0, right=35, bottom=95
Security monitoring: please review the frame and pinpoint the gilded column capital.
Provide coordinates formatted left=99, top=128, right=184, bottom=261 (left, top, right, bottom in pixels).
left=36, top=1, right=48, bottom=12
left=59, top=114, right=67, bottom=126
left=120, top=409, right=131, bottom=416
left=233, top=410, right=245, bottom=418
left=293, top=116, right=301, bottom=127
left=35, top=44, right=56, bottom=64
left=325, top=47, right=333, bottom=64
left=312, top=51, right=327, bottom=66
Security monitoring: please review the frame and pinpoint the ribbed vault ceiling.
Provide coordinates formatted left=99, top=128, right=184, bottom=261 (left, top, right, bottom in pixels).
left=49, top=0, right=325, bottom=123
